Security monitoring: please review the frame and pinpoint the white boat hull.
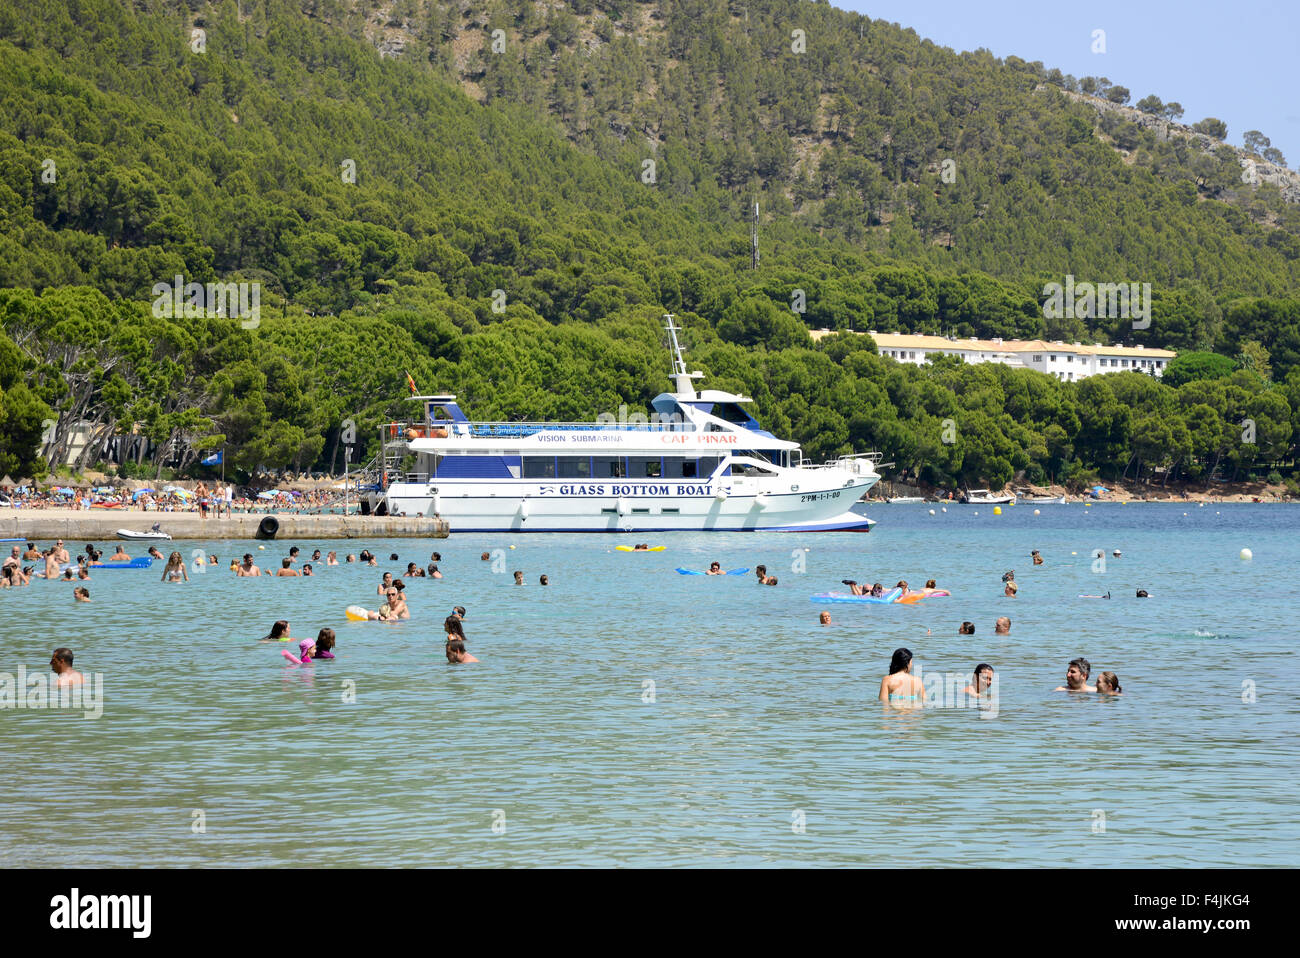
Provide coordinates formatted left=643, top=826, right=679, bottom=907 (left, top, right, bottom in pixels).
left=116, top=529, right=172, bottom=541
left=380, top=474, right=879, bottom=532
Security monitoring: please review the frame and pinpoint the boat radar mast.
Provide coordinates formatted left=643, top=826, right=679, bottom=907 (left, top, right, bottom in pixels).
left=664, top=313, right=704, bottom=395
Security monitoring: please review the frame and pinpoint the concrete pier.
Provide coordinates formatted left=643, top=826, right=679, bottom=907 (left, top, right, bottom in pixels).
left=0, top=512, right=449, bottom=541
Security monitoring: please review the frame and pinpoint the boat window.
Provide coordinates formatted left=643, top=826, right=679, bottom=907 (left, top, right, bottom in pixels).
left=593, top=456, right=626, bottom=478
left=697, top=456, right=721, bottom=478
left=713, top=403, right=755, bottom=426
left=662, top=457, right=695, bottom=478
left=522, top=457, right=556, bottom=479
left=557, top=456, right=591, bottom=478
left=629, top=456, right=661, bottom=478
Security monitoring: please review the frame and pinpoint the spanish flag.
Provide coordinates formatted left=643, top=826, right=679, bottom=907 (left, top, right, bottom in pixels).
left=405, top=371, right=417, bottom=395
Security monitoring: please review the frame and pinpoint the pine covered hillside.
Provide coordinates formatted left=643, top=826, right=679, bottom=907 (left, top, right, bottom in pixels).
left=0, top=0, right=1298, bottom=489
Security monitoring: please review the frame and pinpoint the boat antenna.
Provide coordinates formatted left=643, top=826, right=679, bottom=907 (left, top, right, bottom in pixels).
left=664, top=314, right=702, bottom=394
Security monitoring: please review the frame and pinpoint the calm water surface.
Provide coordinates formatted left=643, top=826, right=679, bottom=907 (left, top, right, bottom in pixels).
left=2, top=503, right=1297, bottom=866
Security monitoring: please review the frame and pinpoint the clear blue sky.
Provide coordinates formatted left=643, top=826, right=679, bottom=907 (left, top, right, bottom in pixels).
left=834, top=0, right=1300, bottom=168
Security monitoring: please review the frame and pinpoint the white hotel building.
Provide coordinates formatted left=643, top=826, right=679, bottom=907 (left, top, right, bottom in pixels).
left=811, top=331, right=1175, bottom=381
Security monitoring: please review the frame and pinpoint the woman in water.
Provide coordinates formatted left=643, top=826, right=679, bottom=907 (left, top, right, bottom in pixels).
left=962, top=663, right=995, bottom=697
left=161, top=551, right=189, bottom=583
left=259, top=620, right=291, bottom=643
left=1096, top=672, right=1123, bottom=695
left=959, top=621, right=975, bottom=635
left=879, top=648, right=924, bottom=705
left=445, top=615, right=467, bottom=645
left=428, top=563, right=442, bottom=579
left=326, top=551, right=338, bottom=566
left=377, top=572, right=393, bottom=596
left=705, top=562, right=723, bottom=576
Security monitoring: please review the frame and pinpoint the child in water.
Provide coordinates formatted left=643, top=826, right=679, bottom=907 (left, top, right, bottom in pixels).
left=446, top=639, right=478, bottom=663
left=314, top=628, right=336, bottom=659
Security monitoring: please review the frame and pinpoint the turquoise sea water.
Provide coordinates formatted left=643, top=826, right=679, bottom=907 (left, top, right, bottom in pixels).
left=2, top=502, right=1297, bottom=867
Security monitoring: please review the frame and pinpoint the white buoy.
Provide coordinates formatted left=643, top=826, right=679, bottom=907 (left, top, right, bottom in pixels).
left=1240, top=548, right=1253, bottom=560
left=974, top=511, right=979, bottom=516
left=1033, top=509, right=1040, bottom=516
left=928, top=509, right=935, bottom=515
left=941, top=507, right=947, bottom=513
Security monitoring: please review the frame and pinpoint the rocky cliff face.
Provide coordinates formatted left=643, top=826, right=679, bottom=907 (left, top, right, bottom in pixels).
left=1059, top=89, right=1300, bottom=204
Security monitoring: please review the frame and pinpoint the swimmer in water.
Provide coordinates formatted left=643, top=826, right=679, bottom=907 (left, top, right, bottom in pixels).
left=314, top=628, right=336, bottom=659
left=1004, top=579, right=1018, bottom=598
left=879, top=648, right=924, bottom=705
left=430, top=552, right=442, bottom=563
left=1055, top=657, right=1096, bottom=693
left=481, top=552, right=490, bottom=561
left=446, top=639, right=478, bottom=663
left=513, top=570, right=524, bottom=585
left=633, top=543, right=649, bottom=551
left=764, top=576, right=778, bottom=585
left=445, top=615, right=466, bottom=645
left=110, top=544, right=131, bottom=561
left=276, top=557, right=300, bottom=577
left=161, top=551, right=189, bottom=583
left=302, top=563, right=314, bottom=576
left=539, top=574, right=549, bottom=585
left=237, top=553, right=262, bottom=576
left=50, top=647, right=84, bottom=688
left=994, top=616, right=1010, bottom=635
left=148, top=546, right=164, bottom=560
left=405, top=562, right=425, bottom=578
left=259, top=620, right=291, bottom=643
left=962, top=663, right=995, bottom=697
left=1136, top=589, right=1149, bottom=598
left=377, top=572, right=394, bottom=596
left=326, top=551, right=338, bottom=566
left=1096, top=671, right=1122, bottom=695
left=345, top=554, right=356, bottom=563
left=73, top=586, right=91, bottom=602
left=959, top=621, right=975, bottom=635
left=1079, top=591, right=1111, bottom=599
left=428, top=563, right=442, bottom=579
left=924, top=579, right=937, bottom=590
left=819, top=611, right=832, bottom=625
left=705, top=562, right=724, bottom=576
left=1031, top=550, right=1043, bottom=565
left=755, top=565, right=767, bottom=583
left=312, top=550, right=322, bottom=562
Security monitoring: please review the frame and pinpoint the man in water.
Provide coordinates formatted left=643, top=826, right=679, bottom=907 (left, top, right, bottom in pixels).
left=50, top=647, right=84, bottom=688
left=148, top=546, right=164, bottom=560
left=52, top=540, right=70, bottom=565
left=1055, top=658, right=1096, bottom=693
left=819, top=611, right=832, bottom=625
left=513, top=570, right=524, bottom=585
left=539, top=575, right=549, bottom=585
left=1031, top=550, right=1043, bottom=565
left=287, top=546, right=300, bottom=565
left=994, top=616, right=1010, bottom=634
left=276, top=558, right=300, bottom=577
left=2, top=545, right=19, bottom=571
left=237, top=553, right=262, bottom=577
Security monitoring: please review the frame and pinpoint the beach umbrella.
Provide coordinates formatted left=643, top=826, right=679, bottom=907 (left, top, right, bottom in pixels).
left=256, top=490, right=279, bottom=500
left=0, top=475, right=13, bottom=487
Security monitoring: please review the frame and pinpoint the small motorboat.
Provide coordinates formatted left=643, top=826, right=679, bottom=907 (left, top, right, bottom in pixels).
left=886, top=496, right=926, bottom=504
left=959, top=489, right=1016, bottom=505
left=116, top=524, right=172, bottom=541
left=1020, top=495, right=1067, bottom=505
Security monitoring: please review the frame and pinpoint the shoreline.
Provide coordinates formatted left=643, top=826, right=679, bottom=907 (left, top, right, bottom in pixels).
left=0, top=510, right=449, bottom=540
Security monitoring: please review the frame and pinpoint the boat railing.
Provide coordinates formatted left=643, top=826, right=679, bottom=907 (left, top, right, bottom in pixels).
left=381, top=419, right=698, bottom=441
left=793, top=451, right=884, bottom=472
